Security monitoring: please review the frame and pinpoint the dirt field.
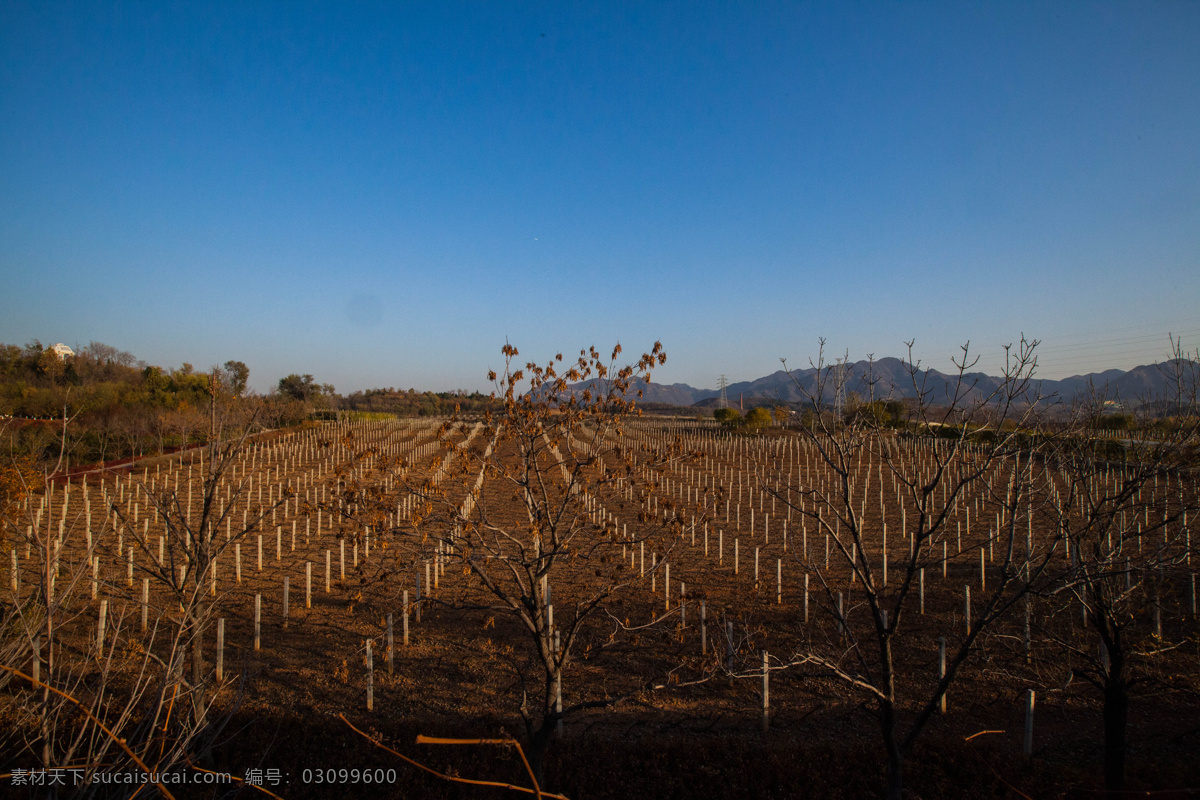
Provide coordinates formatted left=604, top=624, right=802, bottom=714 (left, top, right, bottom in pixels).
left=5, top=418, right=1199, bottom=799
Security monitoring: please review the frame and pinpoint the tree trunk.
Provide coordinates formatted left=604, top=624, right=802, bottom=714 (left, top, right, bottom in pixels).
left=880, top=699, right=905, bottom=800
left=185, top=607, right=218, bottom=768
left=1103, top=670, right=1128, bottom=792
left=191, top=616, right=205, bottom=720
left=526, top=716, right=554, bottom=789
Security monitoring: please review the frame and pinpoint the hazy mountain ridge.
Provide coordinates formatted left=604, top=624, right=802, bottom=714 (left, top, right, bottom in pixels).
left=571, top=359, right=1190, bottom=408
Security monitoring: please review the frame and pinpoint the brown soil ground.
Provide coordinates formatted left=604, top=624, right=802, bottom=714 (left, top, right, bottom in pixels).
left=6, top=421, right=1200, bottom=799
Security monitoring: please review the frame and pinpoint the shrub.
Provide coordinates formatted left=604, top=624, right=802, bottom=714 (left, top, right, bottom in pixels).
left=745, top=407, right=772, bottom=430
left=713, top=408, right=741, bottom=428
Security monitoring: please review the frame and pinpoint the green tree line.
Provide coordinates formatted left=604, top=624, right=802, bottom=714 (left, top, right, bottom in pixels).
left=340, top=386, right=492, bottom=417
left=0, top=341, right=506, bottom=472
left=0, top=341, right=301, bottom=471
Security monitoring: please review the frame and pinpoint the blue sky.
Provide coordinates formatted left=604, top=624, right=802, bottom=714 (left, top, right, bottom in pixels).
left=2, top=1, right=1197, bottom=394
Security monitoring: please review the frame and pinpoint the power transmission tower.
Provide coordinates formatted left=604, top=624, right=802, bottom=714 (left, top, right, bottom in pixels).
left=718, top=375, right=729, bottom=409
left=833, top=352, right=848, bottom=419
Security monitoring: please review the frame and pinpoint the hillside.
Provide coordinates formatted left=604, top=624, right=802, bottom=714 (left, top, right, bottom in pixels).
left=566, top=358, right=1194, bottom=408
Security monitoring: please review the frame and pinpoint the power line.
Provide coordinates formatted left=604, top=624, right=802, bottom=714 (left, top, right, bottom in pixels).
left=931, top=323, right=1200, bottom=379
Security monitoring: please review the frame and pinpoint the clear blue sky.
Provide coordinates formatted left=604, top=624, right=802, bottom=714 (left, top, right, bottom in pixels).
left=2, top=1, right=1198, bottom=394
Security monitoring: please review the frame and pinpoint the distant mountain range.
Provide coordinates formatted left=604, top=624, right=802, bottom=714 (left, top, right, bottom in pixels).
left=569, top=357, right=1191, bottom=409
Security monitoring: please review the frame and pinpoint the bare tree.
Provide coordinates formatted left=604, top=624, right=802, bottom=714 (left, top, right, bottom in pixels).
left=404, top=342, right=674, bottom=785
left=771, top=338, right=1054, bottom=800
left=111, top=370, right=281, bottom=761
left=1, top=416, right=222, bottom=795
left=1036, top=336, right=1200, bottom=791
